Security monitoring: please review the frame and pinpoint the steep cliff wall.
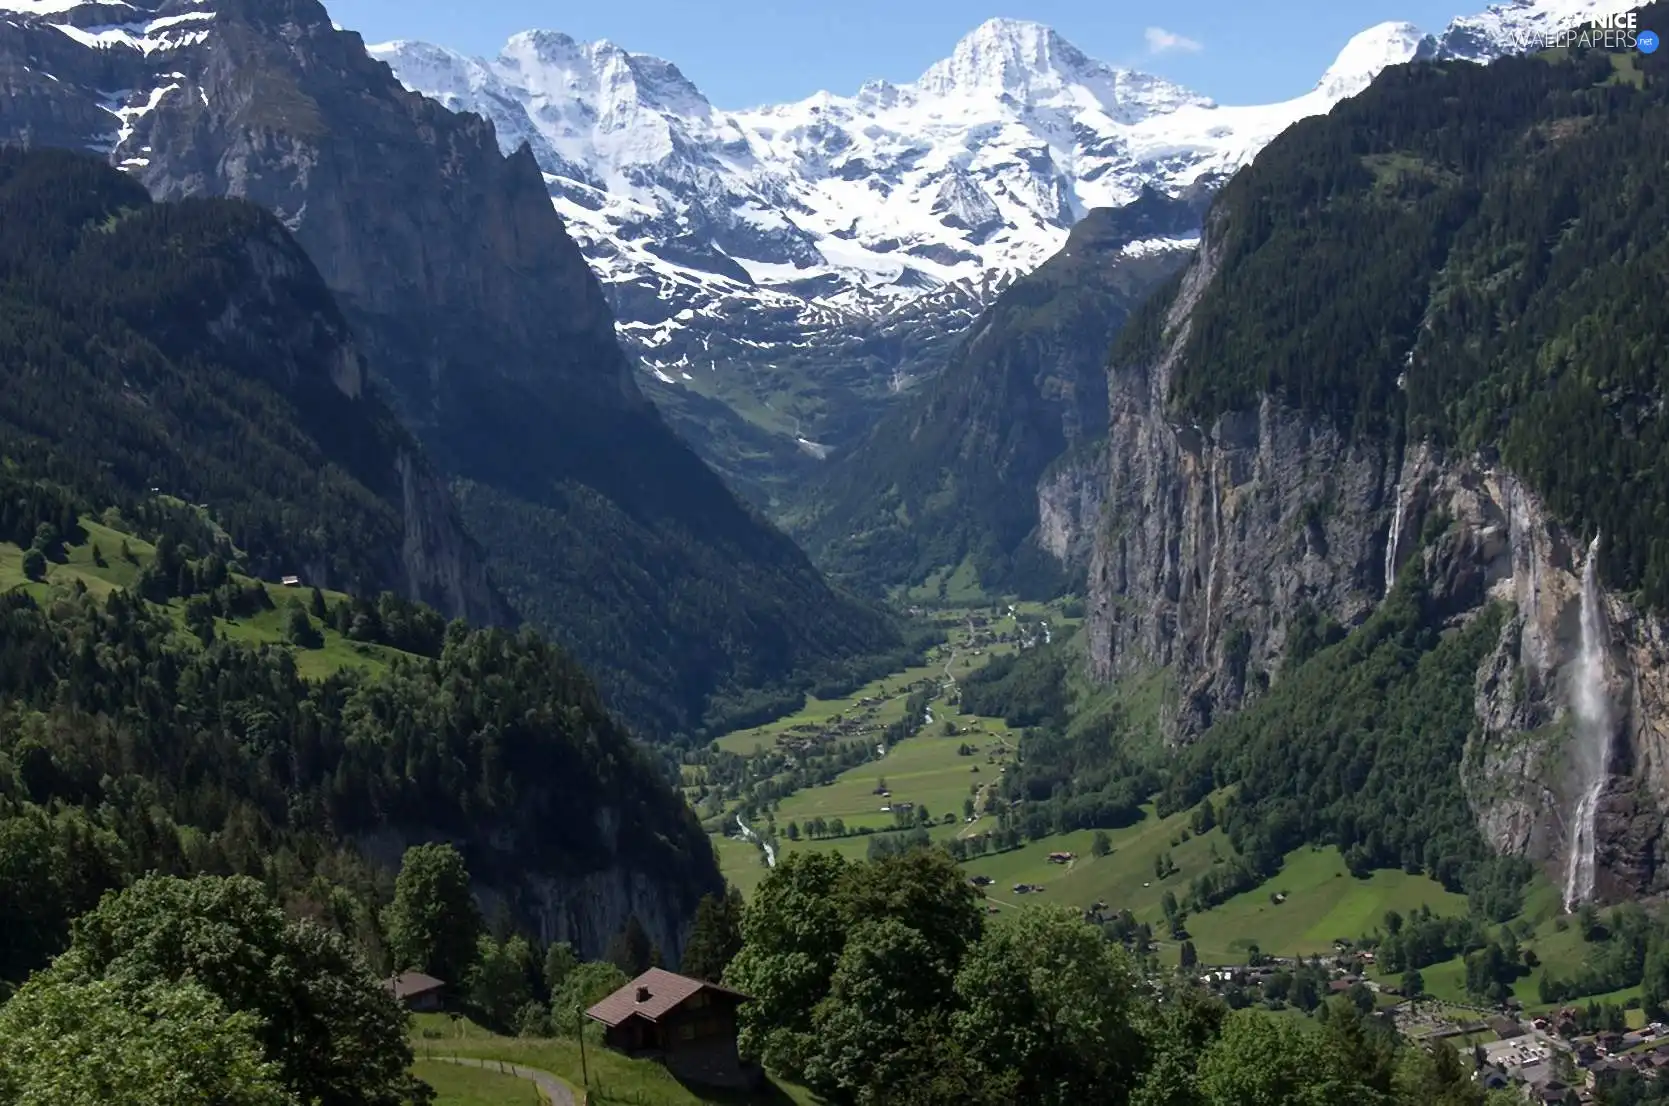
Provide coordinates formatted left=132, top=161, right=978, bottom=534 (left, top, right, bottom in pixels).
left=1085, top=216, right=1669, bottom=897
left=1036, top=442, right=1109, bottom=572
left=359, top=815, right=711, bottom=964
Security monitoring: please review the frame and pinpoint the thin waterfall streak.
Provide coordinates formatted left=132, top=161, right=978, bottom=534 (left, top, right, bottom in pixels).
left=1563, top=533, right=1611, bottom=911
left=1384, top=484, right=1404, bottom=597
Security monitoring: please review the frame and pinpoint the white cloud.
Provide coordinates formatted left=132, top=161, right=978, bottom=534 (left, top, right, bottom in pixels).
left=1145, top=26, right=1203, bottom=54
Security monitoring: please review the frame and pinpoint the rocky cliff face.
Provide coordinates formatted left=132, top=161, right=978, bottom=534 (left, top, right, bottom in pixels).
left=1086, top=215, right=1669, bottom=899
left=1035, top=445, right=1109, bottom=571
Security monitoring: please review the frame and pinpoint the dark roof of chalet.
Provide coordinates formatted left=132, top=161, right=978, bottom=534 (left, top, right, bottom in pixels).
left=586, top=968, right=752, bottom=1028
left=388, top=971, right=445, bottom=999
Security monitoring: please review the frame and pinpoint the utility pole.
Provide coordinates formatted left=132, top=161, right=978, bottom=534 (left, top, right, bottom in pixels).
left=576, top=1005, right=590, bottom=1099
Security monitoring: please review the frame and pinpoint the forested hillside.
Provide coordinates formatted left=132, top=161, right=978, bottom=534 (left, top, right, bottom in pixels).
left=0, top=151, right=721, bottom=990
left=0, top=557, right=717, bottom=989
left=1119, top=15, right=1669, bottom=609
left=0, top=147, right=504, bottom=623
left=802, top=190, right=1201, bottom=599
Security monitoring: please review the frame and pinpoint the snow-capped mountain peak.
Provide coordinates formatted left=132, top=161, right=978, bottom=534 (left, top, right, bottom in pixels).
left=1315, top=22, right=1434, bottom=100
left=913, top=18, right=1209, bottom=121
left=358, top=0, right=1641, bottom=429
left=916, top=18, right=1087, bottom=97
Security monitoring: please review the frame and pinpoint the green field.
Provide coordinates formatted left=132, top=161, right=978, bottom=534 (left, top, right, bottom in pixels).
left=770, top=718, right=1007, bottom=833
left=946, top=796, right=1466, bottom=965
left=414, top=1060, right=548, bottom=1106
left=713, top=602, right=1062, bottom=757
left=712, top=659, right=941, bottom=755
left=708, top=610, right=1043, bottom=893
left=3, top=514, right=414, bottom=681
left=1182, top=848, right=1469, bottom=963
left=900, top=559, right=989, bottom=606
left=411, top=1015, right=814, bottom=1105
left=0, top=517, right=153, bottom=598
left=706, top=601, right=1076, bottom=894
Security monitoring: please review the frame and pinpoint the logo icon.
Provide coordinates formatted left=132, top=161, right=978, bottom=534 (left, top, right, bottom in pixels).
left=1641, top=29, right=1660, bottom=53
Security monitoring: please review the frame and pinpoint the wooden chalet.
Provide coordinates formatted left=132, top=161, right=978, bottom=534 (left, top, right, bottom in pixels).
left=585, top=968, right=760, bottom=1089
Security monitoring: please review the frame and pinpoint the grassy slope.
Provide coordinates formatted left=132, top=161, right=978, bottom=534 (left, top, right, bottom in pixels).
left=707, top=604, right=1067, bottom=895
left=1363, top=876, right=1650, bottom=1016
left=413, top=1060, right=547, bottom=1106
left=706, top=602, right=1469, bottom=964
left=411, top=1015, right=815, bottom=1106
left=1, top=515, right=415, bottom=680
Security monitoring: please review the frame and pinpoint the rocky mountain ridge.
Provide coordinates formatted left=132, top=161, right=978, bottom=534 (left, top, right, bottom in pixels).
left=367, top=0, right=1638, bottom=505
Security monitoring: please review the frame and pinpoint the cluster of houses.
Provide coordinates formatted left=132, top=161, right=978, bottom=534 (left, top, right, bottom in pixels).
left=771, top=703, right=882, bottom=755
left=1472, top=1013, right=1669, bottom=1102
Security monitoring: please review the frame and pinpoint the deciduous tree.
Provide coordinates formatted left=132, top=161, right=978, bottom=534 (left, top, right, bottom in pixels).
left=384, top=843, right=481, bottom=987
left=46, top=874, right=427, bottom=1106
left=0, top=976, right=295, bottom=1106
left=952, top=905, right=1142, bottom=1105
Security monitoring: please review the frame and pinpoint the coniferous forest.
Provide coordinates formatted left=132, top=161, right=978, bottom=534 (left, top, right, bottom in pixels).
left=0, top=148, right=430, bottom=600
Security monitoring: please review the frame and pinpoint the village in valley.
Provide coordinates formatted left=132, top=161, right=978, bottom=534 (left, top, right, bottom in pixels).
left=1180, top=946, right=1669, bottom=1104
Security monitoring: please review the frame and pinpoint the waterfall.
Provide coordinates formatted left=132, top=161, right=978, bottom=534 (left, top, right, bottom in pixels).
left=1384, top=484, right=1405, bottom=597
left=1203, top=459, right=1220, bottom=635
left=1562, top=533, right=1612, bottom=911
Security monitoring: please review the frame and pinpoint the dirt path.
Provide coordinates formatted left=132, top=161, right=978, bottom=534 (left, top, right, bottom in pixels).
left=423, top=1055, right=579, bottom=1106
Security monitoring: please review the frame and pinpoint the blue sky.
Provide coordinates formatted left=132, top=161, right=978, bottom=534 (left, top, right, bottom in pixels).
left=325, top=0, right=1476, bottom=108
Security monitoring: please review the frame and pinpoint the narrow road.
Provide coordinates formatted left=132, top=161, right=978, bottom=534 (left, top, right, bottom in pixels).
left=422, top=1055, right=578, bottom=1106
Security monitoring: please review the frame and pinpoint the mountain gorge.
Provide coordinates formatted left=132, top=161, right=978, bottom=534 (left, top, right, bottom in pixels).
left=801, top=186, right=1208, bottom=598
left=0, top=0, right=902, bottom=741
left=372, top=0, right=1639, bottom=516
left=1082, top=17, right=1669, bottom=901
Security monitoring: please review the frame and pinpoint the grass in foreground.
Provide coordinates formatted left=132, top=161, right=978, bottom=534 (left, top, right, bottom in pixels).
left=414, top=1060, right=548, bottom=1105
left=411, top=1015, right=817, bottom=1106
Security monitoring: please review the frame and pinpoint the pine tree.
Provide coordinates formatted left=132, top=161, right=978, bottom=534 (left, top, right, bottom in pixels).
left=681, top=890, right=744, bottom=983
left=606, top=915, right=652, bottom=977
